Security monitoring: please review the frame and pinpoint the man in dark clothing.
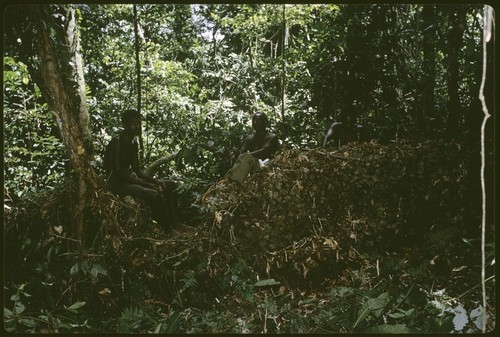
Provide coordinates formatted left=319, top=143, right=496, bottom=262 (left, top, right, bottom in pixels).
left=106, top=109, right=193, bottom=236
left=240, top=112, right=280, bottom=160
left=225, top=112, right=280, bottom=183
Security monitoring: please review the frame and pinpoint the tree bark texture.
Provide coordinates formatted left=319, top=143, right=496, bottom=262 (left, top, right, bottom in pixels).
left=31, top=5, right=99, bottom=245
left=133, top=5, right=144, bottom=159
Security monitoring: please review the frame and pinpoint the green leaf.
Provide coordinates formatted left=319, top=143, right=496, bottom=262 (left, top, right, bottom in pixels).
left=70, top=263, right=79, bottom=276
left=354, top=292, right=390, bottom=327
left=354, top=306, right=372, bottom=327
left=387, top=308, right=415, bottom=319
left=58, top=323, right=73, bottom=331
left=92, top=263, right=108, bottom=277
left=90, top=263, right=107, bottom=279
left=363, top=324, right=413, bottom=333
left=15, top=301, right=25, bottom=314
left=20, top=318, right=37, bottom=328
left=4, top=307, right=13, bottom=318
left=254, top=278, right=281, bottom=287
left=65, top=301, right=86, bottom=311
left=387, top=312, right=406, bottom=319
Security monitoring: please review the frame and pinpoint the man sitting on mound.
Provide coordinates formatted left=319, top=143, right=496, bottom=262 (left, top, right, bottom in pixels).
left=105, top=109, right=194, bottom=236
left=225, top=112, right=280, bottom=184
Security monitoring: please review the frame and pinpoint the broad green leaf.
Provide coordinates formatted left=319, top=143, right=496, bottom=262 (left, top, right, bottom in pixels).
left=66, top=301, right=86, bottom=311
left=387, top=312, right=407, bottom=319
left=70, top=263, right=79, bottom=276
left=354, top=292, right=390, bottom=327
left=387, top=308, right=415, bottom=319
left=4, top=307, right=13, bottom=318
left=91, top=263, right=108, bottom=278
left=20, top=318, right=37, bottom=328
left=363, top=324, right=413, bottom=333
left=15, top=301, right=25, bottom=314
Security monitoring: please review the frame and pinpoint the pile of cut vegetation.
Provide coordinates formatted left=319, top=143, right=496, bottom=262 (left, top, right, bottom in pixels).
left=96, top=140, right=475, bottom=308
left=201, top=141, right=473, bottom=282
left=101, top=142, right=467, bottom=280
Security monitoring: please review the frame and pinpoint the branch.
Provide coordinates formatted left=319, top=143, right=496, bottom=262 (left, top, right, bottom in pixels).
left=197, top=143, right=220, bottom=152
left=144, top=143, right=226, bottom=176
left=478, top=5, right=493, bottom=333
left=144, top=151, right=179, bottom=176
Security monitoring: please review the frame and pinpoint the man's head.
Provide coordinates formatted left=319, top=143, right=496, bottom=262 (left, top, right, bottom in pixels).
left=252, top=112, right=268, bottom=132
left=122, top=109, right=141, bottom=136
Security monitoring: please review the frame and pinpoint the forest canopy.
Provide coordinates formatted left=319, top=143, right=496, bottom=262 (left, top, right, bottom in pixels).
left=3, top=3, right=495, bottom=334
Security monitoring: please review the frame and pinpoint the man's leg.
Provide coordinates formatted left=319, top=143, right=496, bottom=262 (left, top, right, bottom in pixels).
left=159, top=180, right=195, bottom=232
left=115, top=183, right=177, bottom=234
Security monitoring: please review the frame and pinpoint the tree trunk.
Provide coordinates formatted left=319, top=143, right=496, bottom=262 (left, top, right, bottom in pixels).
left=133, top=4, right=144, bottom=160
left=446, top=6, right=466, bottom=139
left=280, top=4, right=288, bottom=136
left=421, top=5, right=435, bottom=138
left=30, top=5, right=99, bottom=246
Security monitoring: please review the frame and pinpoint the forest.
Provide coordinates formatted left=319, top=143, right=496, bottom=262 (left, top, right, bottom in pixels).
left=3, top=3, right=496, bottom=334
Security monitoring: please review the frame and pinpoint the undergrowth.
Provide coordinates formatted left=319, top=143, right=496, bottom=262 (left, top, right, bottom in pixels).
left=3, top=142, right=495, bottom=333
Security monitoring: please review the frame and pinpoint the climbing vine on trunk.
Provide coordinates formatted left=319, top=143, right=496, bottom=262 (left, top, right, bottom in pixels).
left=22, top=5, right=99, bottom=245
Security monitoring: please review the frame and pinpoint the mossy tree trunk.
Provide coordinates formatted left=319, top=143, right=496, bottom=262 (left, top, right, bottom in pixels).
left=28, top=5, right=99, bottom=246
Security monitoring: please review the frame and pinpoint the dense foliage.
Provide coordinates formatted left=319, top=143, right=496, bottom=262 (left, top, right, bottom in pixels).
left=3, top=3, right=495, bottom=334
left=4, top=4, right=493, bottom=193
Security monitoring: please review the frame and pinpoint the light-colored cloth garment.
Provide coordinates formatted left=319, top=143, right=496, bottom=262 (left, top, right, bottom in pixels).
left=225, top=152, right=260, bottom=184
